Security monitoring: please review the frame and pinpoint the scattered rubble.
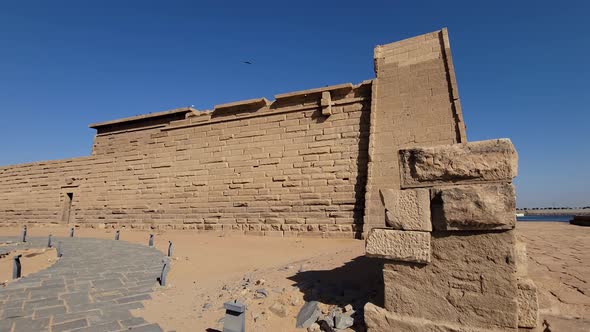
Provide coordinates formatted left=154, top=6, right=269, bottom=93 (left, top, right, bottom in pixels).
left=307, top=322, right=321, bottom=332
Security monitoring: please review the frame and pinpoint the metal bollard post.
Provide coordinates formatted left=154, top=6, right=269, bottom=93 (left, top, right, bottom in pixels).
left=13, top=254, right=22, bottom=279
left=47, top=234, right=52, bottom=248
left=21, top=225, right=27, bottom=243
left=167, top=241, right=173, bottom=257
left=159, top=257, right=170, bottom=286
left=70, top=227, right=75, bottom=237
left=115, top=230, right=120, bottom=241
left=223, top=300, right=246, bottom=332
left=148, top=234, right=154, bottom=247
left=57, top=241, right=63, bottom=257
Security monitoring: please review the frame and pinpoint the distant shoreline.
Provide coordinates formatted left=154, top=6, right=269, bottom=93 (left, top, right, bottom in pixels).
left=517, top=209, right=590, bottom=216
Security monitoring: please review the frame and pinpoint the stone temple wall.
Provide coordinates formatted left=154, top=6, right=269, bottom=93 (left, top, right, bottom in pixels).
left=0, top=28, right=466, bottom=238
left=364, top=139, right=540, bottom=331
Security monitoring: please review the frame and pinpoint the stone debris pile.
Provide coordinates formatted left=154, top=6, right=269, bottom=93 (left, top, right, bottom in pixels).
left=296, top=301, right=356, bottom=331
left=209, top=267, right=370, bottom=331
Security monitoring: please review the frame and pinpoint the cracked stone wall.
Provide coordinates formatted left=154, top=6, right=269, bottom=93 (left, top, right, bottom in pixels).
left=365, top=139, right=540, bottom=331
left=0, top=29, right=465, bottom=238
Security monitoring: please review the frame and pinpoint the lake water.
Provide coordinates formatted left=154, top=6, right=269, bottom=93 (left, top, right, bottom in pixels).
left=517, top=215, right=573, bottom=222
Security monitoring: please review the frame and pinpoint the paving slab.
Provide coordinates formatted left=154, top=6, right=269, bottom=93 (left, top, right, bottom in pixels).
left=0, top=236, right=164, bottom=332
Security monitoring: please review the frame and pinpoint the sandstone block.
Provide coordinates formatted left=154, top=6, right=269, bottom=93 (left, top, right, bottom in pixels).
left=365, top=229, right=430, bottom=263
left=364, top=302, right=497, bottom=332
left=517, top=278, right=539, bottom=328
left=431, top=183, right=516, bottom=230
left=399, top=139, right=518, bottom=188
left=380, top=188, right=431, bottom=231
left=515, top=242, right=528, bottom=277
left=383, top=230, right=518, bottom=330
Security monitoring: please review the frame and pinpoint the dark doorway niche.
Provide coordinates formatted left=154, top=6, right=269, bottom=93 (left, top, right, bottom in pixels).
left=62, top=192, right=74, bottom=223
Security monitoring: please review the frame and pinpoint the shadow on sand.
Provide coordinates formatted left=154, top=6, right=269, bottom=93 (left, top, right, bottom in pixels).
left=287, top=256, right=384, bottom=331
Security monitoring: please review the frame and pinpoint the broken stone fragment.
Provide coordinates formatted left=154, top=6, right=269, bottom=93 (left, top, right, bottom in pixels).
left=296, top=301, right=321, bottom=328
left=269, top=302, right=287, bottom=318
left=254, top=288, right=268, bottom=298
left=365, top=229, right=431, bottom=264
left=334, top=312, right=354, bottom=329
left=380, top=188, right=432, bottom=231
left=306, top=322, right=320, bottom=332
left=399, top=139, right=518, bottom=188
left=517, top=278, right=539, bottom=328
left=344, top=304, right=354, bottom=313
left=431, top=183, right=516, bottom=230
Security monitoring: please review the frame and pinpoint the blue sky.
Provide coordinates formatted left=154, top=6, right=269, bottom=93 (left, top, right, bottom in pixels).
left=0, top=1, right=588, bottom=208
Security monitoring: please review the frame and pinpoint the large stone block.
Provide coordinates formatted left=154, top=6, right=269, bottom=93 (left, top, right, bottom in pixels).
left=365, top=229, right=430, bottom=263
left=364, top=303, right=499, bottom=332
left=431, top=183, right=516, bottom=230
left=399, top=139, right=518, bottom=188
left=383, top=230, right=518, bottom=330
left=380, top=188, right=431, bottom=231
left=517, top=278, right=539, bottom=329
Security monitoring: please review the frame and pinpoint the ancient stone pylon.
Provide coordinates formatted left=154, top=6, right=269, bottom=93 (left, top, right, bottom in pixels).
left=364, top=139, right=539, bottom=331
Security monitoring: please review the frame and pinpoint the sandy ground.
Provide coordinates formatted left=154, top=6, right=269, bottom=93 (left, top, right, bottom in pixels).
left=0, top=244, right=57, bottom=285
left=518, top=222, right=590, bottom=331
left=0, top=226, right=373, bottom=331
left=0, top=222, right=588, bottom=331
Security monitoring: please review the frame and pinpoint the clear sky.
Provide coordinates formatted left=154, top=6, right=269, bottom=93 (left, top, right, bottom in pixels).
left=0, top=1, right=588, bottom=208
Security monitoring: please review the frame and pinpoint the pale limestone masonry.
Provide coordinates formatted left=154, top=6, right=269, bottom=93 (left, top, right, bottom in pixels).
left=0, top=29, right=466, bottom=238
left=365, top=229, right=431, bottom=263
left=365, top=139, right=540, bottom=331
left=363, top=28, right=467, bottom=235
left=431, top=183, right=516, bottom=230
left=380, top=188, right=431, bottom=231
left=399, top=138, right=518, bottom=188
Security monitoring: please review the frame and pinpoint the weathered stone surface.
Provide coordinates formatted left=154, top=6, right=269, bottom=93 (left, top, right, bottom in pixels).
left=431, top=183, right=516, bottom=230
left=399, top=139, right=518, bottom=188
left=515, top=241, right=528, bottom=277
left=517, top=278, right=539, bottom=328
left=364, top=302, right=497, bottom=332
left=380, top=189, right=432, bottom=231
left=365, top=229, right=430, bottom=263
left=383, top=230, right=518, bottom=330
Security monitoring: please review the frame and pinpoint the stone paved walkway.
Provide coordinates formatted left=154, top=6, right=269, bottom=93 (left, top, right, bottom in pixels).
left=0, top=236, right=165, bottom=332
